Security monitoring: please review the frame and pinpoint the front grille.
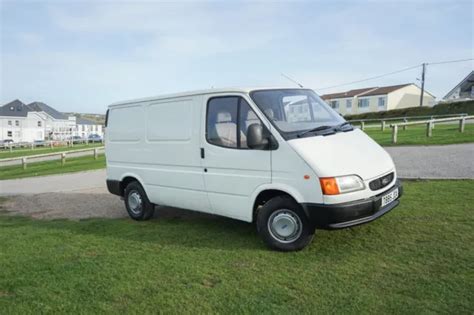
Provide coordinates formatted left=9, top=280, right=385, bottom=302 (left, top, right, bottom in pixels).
left=369, top=172, right=394, bottom=191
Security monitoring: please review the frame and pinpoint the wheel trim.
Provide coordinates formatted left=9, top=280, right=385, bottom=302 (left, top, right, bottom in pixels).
left=128, top=190, right=143, bottom=215
left=268, top=209, right=303, bottom=243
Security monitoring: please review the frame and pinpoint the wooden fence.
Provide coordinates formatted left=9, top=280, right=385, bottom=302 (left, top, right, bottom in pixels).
left=0, top=139, right=103, bottom=151
left=389, top=116, right=473, bottom=144
left=0, top=146, right=105, bottom=169
left=349, top=113, right=468, bottom=131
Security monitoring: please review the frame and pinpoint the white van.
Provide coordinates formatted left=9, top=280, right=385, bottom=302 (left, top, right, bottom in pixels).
left=105, top=88, right=402, bottom=251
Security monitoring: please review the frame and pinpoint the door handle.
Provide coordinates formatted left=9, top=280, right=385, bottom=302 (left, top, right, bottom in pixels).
left=200, top=148, right=205, bottom=159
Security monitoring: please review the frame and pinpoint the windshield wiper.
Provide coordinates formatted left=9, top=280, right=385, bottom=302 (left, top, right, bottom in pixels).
left=336, top=121, right=353, bottom=131
left=297, top=125, right=334, bottom=138
left=296, top=122, right=353, bottom=138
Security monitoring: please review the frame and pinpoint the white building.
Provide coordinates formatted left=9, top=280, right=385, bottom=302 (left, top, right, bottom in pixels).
left=27, top=102, right=77, bottom=140
left=442, top=71, right=474, bottom=102
left=0, top=99, right=104, bottom=142
left=75, top=117, right=104, bottom=139
left=0, top=100, right=46, bottom=142
left=321, top=83, right=436, bottom=116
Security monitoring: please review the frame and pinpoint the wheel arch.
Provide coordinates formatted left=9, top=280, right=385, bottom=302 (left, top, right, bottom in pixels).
left=251, top=184, right=304, bottom=222
left=119, top=173, right=147, bottom=197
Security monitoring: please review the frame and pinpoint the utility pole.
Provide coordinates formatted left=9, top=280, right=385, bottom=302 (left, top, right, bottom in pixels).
left=419, top=63, right=426, bottom=107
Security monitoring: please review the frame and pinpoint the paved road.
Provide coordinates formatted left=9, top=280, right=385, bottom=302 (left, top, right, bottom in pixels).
left=385, top=143, right=474, bottom=179
left=0, top=169, right=108, bottom=196
left=1, top=143, right=473, bottom=197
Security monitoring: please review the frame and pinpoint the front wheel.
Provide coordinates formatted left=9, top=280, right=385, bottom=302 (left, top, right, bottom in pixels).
left=257, top=196, right=314, bottom=251
left=124, top=181, right=155, bottom=221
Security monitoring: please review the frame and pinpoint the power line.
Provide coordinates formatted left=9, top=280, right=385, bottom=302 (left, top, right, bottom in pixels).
left=427, top=58, right=474, bottom=65
left=315, top=58, right=473, bottom=91
left=315, top=64, right=421, bottom=90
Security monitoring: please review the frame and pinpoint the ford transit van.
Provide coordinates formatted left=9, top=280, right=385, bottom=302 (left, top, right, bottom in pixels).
left=105, top=88, right=402, bottom=251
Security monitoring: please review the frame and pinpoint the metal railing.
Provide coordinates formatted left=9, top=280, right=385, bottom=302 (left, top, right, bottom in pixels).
left=0, top=146, right=105, bottom=169
left=348, top=113, right=468, bottom=131
left=389, top=116, right=473, bottom=144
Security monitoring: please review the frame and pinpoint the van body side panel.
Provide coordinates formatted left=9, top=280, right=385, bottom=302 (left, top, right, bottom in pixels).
left=106, top=96, right=212, bottom=213
left=106, top=104, right=145, bottom=185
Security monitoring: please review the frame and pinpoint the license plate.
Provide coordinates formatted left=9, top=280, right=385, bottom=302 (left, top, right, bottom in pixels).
left=381, top=188, right=399, bottom=207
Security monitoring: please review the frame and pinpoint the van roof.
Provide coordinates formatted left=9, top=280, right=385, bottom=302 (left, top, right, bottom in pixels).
left=108, top=86, right=308, bottom=107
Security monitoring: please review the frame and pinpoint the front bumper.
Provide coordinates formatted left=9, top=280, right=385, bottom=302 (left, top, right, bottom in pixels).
left=302, top=180, right=403, bottom=230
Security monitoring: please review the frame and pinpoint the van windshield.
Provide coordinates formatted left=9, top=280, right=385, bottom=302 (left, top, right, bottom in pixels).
left=250, top=89, right=348, bottom=139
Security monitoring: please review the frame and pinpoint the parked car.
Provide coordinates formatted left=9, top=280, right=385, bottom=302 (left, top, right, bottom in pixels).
left=88, top=134, right=102, bottom=143
left=34, top=140, right=45, bottom=147
left=0, top=139, right=14, bottom=148
left=71, top=136, right=84, bottom=144
left=105, top=87, right=402, bottom=251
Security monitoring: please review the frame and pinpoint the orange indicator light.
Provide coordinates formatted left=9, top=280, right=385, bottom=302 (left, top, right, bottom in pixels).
left=319, top=177, right=340, bottom=195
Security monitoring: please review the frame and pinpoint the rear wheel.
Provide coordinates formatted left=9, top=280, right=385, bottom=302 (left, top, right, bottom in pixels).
left=124, top=181, right=155, bottom=220
left=257, top=196, right=314, bottom=251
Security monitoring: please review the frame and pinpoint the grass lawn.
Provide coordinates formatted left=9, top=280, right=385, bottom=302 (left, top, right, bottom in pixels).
left=0, top=143, right=103, bottom=159
left=365, top=123, right=474, bottom=146
left=0, top=180, right=472, bottom=313
left=0, top=154, right=105, bottom=180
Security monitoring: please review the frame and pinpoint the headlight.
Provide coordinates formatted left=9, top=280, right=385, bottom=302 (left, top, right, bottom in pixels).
left=320, top=175, right=365, bottom=195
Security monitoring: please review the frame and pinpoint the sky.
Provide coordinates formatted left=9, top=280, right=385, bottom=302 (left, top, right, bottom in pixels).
left=1, top=0, right=473, bottom=114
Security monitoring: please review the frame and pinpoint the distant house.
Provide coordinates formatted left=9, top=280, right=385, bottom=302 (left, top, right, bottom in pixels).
left=0, top=100, right=45, bottom=142
left=75, top=117, right=104, bottom=139
left=27, top=102, right=76, bottom=140
left=320, top=83, right=436, bottom=116
left=0, top=100, right=104, bottom=142
left=442, top=71, right=474, bottom=102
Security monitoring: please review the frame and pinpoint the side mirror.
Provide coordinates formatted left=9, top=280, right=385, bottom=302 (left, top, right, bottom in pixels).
left=247, top=123, right=268, bottom=149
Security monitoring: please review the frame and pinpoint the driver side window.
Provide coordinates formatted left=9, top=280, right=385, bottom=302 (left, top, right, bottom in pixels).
left=206, top=96, right=263, bottom=149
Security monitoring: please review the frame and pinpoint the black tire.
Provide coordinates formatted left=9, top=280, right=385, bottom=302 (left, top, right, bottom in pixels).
left=124, top=181, right=155, bottom=221
left=257, top=196, right=314, bottom=251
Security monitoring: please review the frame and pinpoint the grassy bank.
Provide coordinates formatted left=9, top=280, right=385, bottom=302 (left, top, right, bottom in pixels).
left=345, top=100, right=474, bottom=120
left=0, top=154, right=105, bottom=180
left=0, top=143, right=103, bottom=159
left=365, top=123, right=474, bottom=146
left=0, top=180, right=473, bottom=313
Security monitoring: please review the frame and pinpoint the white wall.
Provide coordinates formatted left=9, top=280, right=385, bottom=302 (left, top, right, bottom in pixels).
left=74, top=124, right=104, bottom=138
left=387, top=85, right=435, bottom=110
left=0, top=112, right=45, bottom=142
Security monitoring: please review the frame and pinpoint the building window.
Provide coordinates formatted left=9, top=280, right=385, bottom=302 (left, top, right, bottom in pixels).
left=358, top=98, right=370, bottom=108
left=38, top=121, right=42, bottom=127
left=378, top=97, right=386, bottom=107
left=8, top=120, right=12, bottom=126
left=7, top=131, right=12, bottom=137
left=346, top=99, right=352, bottom=108
left=15, top=120, right=19, bottom=126
left=330, top=100, right=339, bottom=109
